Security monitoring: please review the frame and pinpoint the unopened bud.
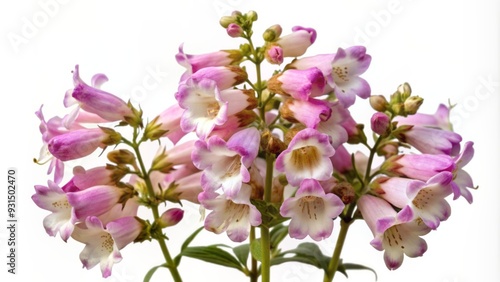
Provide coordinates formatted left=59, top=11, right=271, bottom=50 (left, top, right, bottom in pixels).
left=263, top=24, right=283, bottom=42
left=220, top=15, right=236, bottom=28
left=403, top=96, right=424, bottom=115
left=397, top=82, right=412, bottom=99
left=107, top=149, right=136, bottom=165
left=100, top=127, right=122, bottom=145
left=158, top=208, right=184, bottom=228
left=369, top=95, right=389, bottom=112
left=370, top=112, right=390, bottom=136
left=227, top=23, right=243, bottom=37
left=265, top=45, right=284, bottom=65
left=246, top=10, right=258, bottom=22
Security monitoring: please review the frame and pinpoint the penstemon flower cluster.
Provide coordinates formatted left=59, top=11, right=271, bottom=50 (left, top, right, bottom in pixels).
left=32, top=10, right=477, bottom=282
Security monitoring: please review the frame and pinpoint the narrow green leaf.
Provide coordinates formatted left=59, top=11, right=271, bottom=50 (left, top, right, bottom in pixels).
left=270, top=256, right=322, bottom=268
left=174, top=227, right=204, bottom=266
left=342, top=263, right=378, bottom=280
left=233, top=244, right=250, bottom=266
left=181, top=246, right=244, bottom=272
left=269, top=224, right=288, bottom=250
left=143, top=263, right=168, bottom=282
left=250, top=239, right=263, bottom=262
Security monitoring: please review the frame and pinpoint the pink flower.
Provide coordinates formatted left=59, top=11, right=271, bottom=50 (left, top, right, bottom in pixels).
left=383, top=153, right=456, bottom=181
left=31, top=180, right=76, bottom=242
left=64, top=65, right=137, bottom=123
left=280, top=98, right=331, bottom=129
left=371, top=112, right=390, bottom=135
left=394, top=104, right=452, bottom=131
left=451, top=141, right=476, bottom=203
left=275, top=128, right=335, bottom=186
left=144, top=103, right=187, bottom=144
left=330, top=46, right=372, bottom=107
left=373, top=172, right=454, bottom=229
left=268, top=67, right=326, bottom=100
left=395, top=126, right=462, bottom=156
left=175, top=44, right=243, bottom=81
left=192, top=127, right=260, bottom=198
left=47, top=128, right=121, bottom=161
left=280, top=179, right=344, bottom=241
left=175, top=78, right=255, bottom=139
left=67, top=185, right=126, bottom=222
left=158, top=208, right=184, bottom=228
left=199, top=184, right=261, bottom=242
left=357, top=195, right=430, bottom=270
left=276, top=26, right=317, bottom=57
left=72, top=216, right=142, bottom=277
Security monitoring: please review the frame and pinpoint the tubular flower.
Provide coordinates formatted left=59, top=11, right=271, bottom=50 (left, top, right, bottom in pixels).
left=280, top=179, right=344, bottom=241
left=395, top=125, right=462, bottom=156
left=315, top=101, right=350, bottom=148
left=267, top=67, right=326, bottom=100
left=394, top=103, right=453, bottom=131
left=175, top=78, right=255, bottom=139
left=382, top=153, right=456, bottom=181
left=192, top=127, right=260, bottom=198
left=72, top=216, right=142, bottom=278
left=71, top=165, right=127, bottom=189
left=199, top=184, right=262, bottom=242
left=144, top=103, right=187, bottom=144
left=31, top=180, right=76, bottom=242
left=64, top=65, right=137, bottom=124
left=275, top=128, right=335, bottom=186
left=330, top=46, right=372, bottom=108
left=48, top=128, right=121, bottom=161
left=373, top=172, right=454, bottom=230
left=275, top=26, right=317, bottom=57
left=175, top=44, right=243, bottom=81
left=280, top=97, right=332, bottom=129
left=67, top=185, right=127, bottom=222
left=357, top=195, right=430, bottom=270
left=189, top=66, right=247, bottom=90
left=451, top=141, right=476, bottom=203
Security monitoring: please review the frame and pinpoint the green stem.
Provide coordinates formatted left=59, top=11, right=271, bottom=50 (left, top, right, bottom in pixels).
left=249, top=227, right=258, bottom=282
left=324, top=219, right=352, bottom=282
left=260, top=153, right=275, bottom=282
left=130, top=137, right=183, bottom=282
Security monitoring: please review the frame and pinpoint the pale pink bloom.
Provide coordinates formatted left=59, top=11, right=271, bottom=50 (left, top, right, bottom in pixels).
left=394, top=104, right=452, bottom=131
left=31, top=181, right=76, bottom=242
left=72, top=216, right=142, bottom=278
left=383, top=153, right=455, bottom=181
left=71, top=165, right=126, bottom=190
left=287, top=53, right=336, bottom=93
left=67, top=185, right=125, bottom=222
left=276, top=26, right=317, bottom=57
left=146, top=103, right=187, bottom=144
left=175, top=78, right=254, bottom=139
left=48, top=128, right=120, bottom=161
left=175, top=44, right=243, bottom=81
left=451, top=141, right=475, bottom=203
left=330, top=46, right=372, bottom=107
left=316, top=101, right=350, bottom=148
left=189, top=66, right=247, bottom=90
left=192, top=127, right=260, bottom=198
left=374, top=172, right=453, bottom=229
left=275, top=128, right=335, bottom=186
left=64, top=65, right=135, bottom=123
left=280, top=98, right=331, bottom=129
left=357, top=195, right=430, bottom=270
left=280, top=179, right=344, bottom=241
left=397, top=126, right=462, bottom=156
left=199, top=184, right=261, bottom=242
left=268, top=67, right=326, bottom=100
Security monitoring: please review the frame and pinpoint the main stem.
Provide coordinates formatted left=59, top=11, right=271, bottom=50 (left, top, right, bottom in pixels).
left=323, top=219, right=352, bottom=282
left=260, top=153, right=275, bottom=282
left=131, top=140, right=183, bottom=282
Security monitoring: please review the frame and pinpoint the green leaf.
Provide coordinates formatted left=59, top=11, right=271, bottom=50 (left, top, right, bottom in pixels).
left=269, top=224, right=288, bottom=251
left=274, top=242, right=330, bottom=271
left=251, top=199, right=288, bottom=228
left=181, top=246, right=245, bottom=273
left=174, top=227, right=204, bottom=266
left=342, top=263, right=378, bottom=280
left=143, top=263, right=168, bottom=282
left=250, top=238, right=263, bottom=262
left=233, top=244, right=250, bottom=266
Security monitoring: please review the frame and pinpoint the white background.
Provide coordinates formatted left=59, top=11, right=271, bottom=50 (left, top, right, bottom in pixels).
left=1, top=0, right=499, bottom=281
